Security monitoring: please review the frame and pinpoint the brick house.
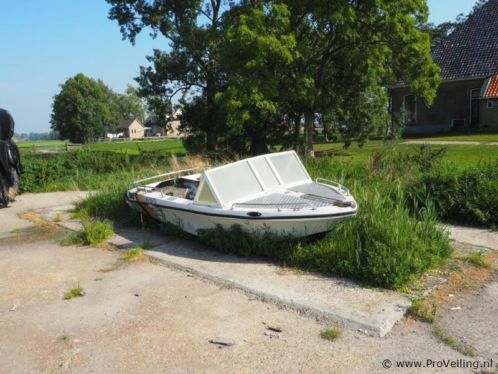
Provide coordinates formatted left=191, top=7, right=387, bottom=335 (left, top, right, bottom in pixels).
left=143, top=108, right=183, bottom=137
left=389, top=0, right=498, bottom=133
left=117, top=118, right=145, bottom=139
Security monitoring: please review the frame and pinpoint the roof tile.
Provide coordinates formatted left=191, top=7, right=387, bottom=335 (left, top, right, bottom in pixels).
left=485, top=74, right=498, bottom=97
left=432, top=0, right=498, bottom=80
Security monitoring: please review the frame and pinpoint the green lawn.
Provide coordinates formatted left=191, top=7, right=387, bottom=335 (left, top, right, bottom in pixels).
left=314, top=140, right=498, bottom=168
left=404, top=131, right=498, bottom=143
left=83, top=139, right=186, bottom=155
left=16, top=140, right=67, bottom=148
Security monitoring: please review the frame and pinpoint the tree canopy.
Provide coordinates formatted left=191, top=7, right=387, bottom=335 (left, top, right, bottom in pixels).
left=107, top=0, right=441, bottom=156
left=51, top=74, right=146, bottom=143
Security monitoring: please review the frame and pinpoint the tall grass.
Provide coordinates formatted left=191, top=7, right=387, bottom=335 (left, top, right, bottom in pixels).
left=408, top=161, right=498, bottom=228
left=199, top=183, right=452, bottom=289
left=20, top=150, right=169, bottom=193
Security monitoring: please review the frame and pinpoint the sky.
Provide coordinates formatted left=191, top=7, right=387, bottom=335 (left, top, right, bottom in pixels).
left=0, top=0, right=477, bottom=134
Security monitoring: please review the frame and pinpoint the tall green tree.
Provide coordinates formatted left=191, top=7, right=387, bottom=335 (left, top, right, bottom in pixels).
left=106, top=0, right=228, bottom=151
left=217, top=2, right=297, bottom=155
left=113, top=85, right=147, bottom=122
left=220, top=0, right=440, bottom=157
left=51, top=74, right=117, bottom=143
left=287, top=0, right=440, bottom=156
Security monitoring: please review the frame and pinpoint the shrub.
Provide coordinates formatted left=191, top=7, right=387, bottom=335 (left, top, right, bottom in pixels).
left=409, top=161, right=498, bottom=227
left=182, top=133, right=207, bottom=154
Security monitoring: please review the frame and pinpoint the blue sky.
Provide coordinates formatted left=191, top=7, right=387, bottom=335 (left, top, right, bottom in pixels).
left=0, top=0, right=477, bottom=133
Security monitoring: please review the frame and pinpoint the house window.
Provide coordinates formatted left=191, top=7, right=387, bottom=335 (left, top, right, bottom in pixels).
left=487, top=100, right=497, bottom=109
left=403, top=95, right=417, bottom=124
left=452, top=119, right=465, bottom=128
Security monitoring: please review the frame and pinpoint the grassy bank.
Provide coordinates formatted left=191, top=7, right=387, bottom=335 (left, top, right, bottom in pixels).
left=20, top=150, right=170, bottom=193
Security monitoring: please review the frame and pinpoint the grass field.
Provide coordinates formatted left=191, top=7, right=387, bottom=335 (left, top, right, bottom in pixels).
left=17, top=140, right=67, bottom=148
left=83, top=139, right=185, bottom=155
left=314, top=141, right=498, bottom=168
left=405, top=132, right=498, bottom=142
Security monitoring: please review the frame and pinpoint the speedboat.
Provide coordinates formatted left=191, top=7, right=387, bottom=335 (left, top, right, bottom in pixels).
left=126, top=151, right=358, bottom=238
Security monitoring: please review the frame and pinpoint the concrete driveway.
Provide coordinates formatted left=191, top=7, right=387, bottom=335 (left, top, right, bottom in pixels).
left=0, top=192, right=496, bottom=373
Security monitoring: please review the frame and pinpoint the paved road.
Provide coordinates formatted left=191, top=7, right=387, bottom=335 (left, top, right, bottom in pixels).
left=0, top=192, right=496, bottom=373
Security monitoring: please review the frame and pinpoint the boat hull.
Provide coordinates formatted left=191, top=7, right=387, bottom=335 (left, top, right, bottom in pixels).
left=127, top=200, right=354, bottom=238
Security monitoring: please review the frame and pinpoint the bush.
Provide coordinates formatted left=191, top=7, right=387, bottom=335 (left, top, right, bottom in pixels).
left=182, top=133, right=206, bottom=154
left=409, top=161, right=498, bottom=227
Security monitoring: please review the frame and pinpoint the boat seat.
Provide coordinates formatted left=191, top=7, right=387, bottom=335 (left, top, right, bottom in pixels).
left=160, top=186, right=189, bottom=199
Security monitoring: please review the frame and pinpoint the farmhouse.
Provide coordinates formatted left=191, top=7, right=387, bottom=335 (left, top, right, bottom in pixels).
left=144, top=108, right=183, bottom=137
left=117, top=118, right=145, bottom=139
left=390, top=0, right=498, bottom=133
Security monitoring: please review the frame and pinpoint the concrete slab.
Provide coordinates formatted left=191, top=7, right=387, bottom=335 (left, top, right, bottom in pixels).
left=0, top=191, right=88, bottom=238
left=108, top=226, right=174, bottom=249
left=445, top=224, right=498, bottom=250
left=144, top=239, right=410, bottom=337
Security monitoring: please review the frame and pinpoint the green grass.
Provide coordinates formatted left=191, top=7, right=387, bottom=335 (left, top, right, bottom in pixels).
left=433, top=325, right=477, bottom=357
left=122, top=247, right=145, bottom=263
left=16, top=140, right=68, bottom=148
left=64, top=286, right=85, bottom=300
left=405, top=131, right=498, bottom=143
left=314, top=141, right=498, bottom=169
left=83, top=139, right=185, bottom=155
left=408, top=298, right=437, bottom=323
left=320, top=328, right=341, bottom=341
left=456, top=251, right=490, bottom=268
left=62, top=219, right=114, bottom=246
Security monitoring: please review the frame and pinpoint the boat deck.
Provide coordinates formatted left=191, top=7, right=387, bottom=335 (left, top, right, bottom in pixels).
left=234, top=183, right=351, bottom=210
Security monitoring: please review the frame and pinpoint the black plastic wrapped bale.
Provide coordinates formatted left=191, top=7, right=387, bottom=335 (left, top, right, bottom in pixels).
left=0, top=109, right=15, bottom=140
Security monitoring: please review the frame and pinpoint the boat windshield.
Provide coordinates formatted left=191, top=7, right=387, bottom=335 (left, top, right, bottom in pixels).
left=199, top=151, right=310, bottom=207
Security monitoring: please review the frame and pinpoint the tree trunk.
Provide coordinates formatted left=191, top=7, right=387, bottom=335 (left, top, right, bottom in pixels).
left=249, top=128, right=268, bottom=156
left=304, top=111, right=315, bottom=158
left=292, top=113, right=302, bottom=153
left=205, top=75, right=218, bottom=151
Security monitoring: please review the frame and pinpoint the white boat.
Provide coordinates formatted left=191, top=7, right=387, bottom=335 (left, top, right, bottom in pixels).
left=126, top=151, right=358, bottom=238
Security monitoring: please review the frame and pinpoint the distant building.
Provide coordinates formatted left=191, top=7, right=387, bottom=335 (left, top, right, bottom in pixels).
left=144, top=108, right=184, bottom=137
left=117, top=118, right=145, bottom=139
left=389, top=0, right=498, bottom=133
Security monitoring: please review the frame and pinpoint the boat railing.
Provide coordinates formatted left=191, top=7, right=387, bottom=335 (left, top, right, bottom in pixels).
left=315, top=178, right=350, bottom=195
left=133, top=167, right=204, bottom=187
left=231, top=201, right=317, bottom=212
